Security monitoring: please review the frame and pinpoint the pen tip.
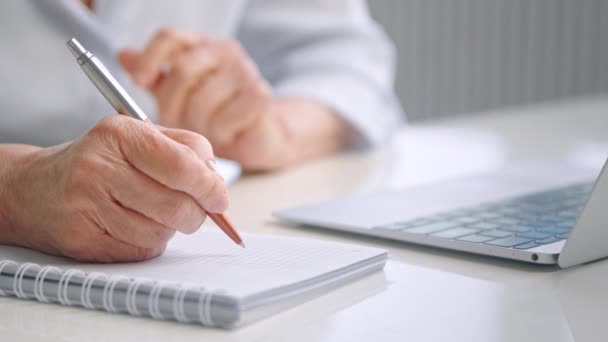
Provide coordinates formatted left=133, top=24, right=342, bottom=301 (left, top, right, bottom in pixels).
left=239, top=242, right=246, bottom=248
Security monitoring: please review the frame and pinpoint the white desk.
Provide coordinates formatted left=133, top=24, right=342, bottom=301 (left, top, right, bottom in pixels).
left=2, top=96, right=607, bottom=342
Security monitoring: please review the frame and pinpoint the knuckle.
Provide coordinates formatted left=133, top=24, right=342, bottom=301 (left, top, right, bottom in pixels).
left=203, top=51, right=220, bottom=71
left=222, top=40, right=243, bottom=57
left=157, top=27, right=179, bottom=41
left=146, top=130, right=170, bottom=153
left=92, top=115, right=127, bottom=138
left=177, top=131, right=199, bottom=148
left=172, top=146, right=200, bottom=181
left=194, top=46, right=212, bottom=62
left=180, top=132, right=214, bottom=159
left=173, top=56, right=192, bottom=78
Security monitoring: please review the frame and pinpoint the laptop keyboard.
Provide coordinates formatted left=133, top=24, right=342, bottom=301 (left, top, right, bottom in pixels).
left=374, top=182, right=594, bottom=250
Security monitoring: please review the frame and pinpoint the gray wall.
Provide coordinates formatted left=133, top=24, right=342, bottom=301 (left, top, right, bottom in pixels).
left=369, top=0, right=608, bottom=120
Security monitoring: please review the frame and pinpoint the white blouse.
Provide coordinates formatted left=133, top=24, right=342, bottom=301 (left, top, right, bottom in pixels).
left=0, top=0, right=403, bottom=147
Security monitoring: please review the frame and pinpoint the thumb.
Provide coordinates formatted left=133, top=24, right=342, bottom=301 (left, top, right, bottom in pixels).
left=118, top=48, right=140, bottom=75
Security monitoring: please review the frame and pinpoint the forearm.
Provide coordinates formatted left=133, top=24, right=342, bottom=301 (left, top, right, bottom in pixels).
left=0, top=144, right=42, bottom=244
left=274, top=98, right=358, bottom=167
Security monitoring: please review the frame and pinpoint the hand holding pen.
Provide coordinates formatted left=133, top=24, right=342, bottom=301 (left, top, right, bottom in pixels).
left=0, top=39, right=241, bottom=263
left=67, top=38, right=245, bottom=248
left=0, top=111, right=234, bottom=262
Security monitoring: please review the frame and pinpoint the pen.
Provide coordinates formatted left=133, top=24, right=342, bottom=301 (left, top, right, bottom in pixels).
left=66, top=38, right=245, bottom=248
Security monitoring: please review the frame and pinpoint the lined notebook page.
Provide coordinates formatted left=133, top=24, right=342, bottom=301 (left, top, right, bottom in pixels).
left=0, top=231, right=386, bottom=298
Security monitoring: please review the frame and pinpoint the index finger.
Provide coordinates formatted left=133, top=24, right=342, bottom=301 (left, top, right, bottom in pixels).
left=108, top=117, right=229, bottom=214
left=135, top=28, right=205, bottom=86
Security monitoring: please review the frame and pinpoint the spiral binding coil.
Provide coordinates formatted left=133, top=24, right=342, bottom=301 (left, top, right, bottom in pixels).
left=14, top=262, right=39, bottom=299
left=125, top=277, right=144, bottom=316
left=0, top=260, right=17, bottom=296
left=34, top=265, right=61, bottom=303
left=199, top=286, right=214, bottom=326
left=81, top=272, right=108, bottom=309
left=173, top=284, right=188, bottom=323
left=103, top=275, right=129, bottom=313
left=57, top=269, right=85, bottom=306
left=0, top=259, right=216, bottom=326
left=148, top=281, right=167, bottom=320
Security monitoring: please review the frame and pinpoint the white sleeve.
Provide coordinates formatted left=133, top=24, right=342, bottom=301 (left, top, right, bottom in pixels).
left=236, top=0, right=405, bottom=146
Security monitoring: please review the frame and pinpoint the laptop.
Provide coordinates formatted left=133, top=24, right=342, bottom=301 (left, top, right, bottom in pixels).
left=274, top=160, right=608, bottom=268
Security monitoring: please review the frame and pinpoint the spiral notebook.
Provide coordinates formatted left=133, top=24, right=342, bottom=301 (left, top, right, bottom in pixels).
left=0, top=231, right=387, bottom=328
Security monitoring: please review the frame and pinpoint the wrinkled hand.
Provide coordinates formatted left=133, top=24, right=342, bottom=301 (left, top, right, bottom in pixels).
left=1, top=115, right=228, bottom=262
left=119, top=28, right=290, bottom=170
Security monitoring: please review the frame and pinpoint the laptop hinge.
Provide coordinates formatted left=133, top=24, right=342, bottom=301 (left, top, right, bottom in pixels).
left=559, top=160, right=608, bottom=268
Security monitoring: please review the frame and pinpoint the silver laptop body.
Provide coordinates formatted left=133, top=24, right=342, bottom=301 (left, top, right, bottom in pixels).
left=274, top=160, right=608, bottom=268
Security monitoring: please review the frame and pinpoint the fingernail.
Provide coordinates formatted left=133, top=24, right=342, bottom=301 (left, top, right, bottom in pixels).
left=206, top=159, right=217, bottom=172
left=207, top=159, right=224, bottom=181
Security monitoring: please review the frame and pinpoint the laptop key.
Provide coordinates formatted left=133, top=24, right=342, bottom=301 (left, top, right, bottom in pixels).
left=537, top=215, right=563, bottom=223
left=514, top=242, right=540, bottom=250
left=518, top=231, right=553, bottom=240
left=535, top=225, right=570, bottom=235
left=457, top=234, right=497, bottom=243
left=502, top=225, right=534, bottom=233
left=470, top=222, right=503, bottom=230
left=476, top=212, right=503, bottom=220
left=516, top=214, right=544, bottom=223
left=374, top=223, right=410, bottom=231
left=485, top=236, right=534, bottom=247
left=557, top=210, right=580, bottom=219
left=402, top=221, right=460, bottom=235
left=453, top=216, right=482, bottom=224
left=536, top=236, right=563, bottom=244
left=429, top=212, right=457, bottom=220
left=497, top=207, right=520, bottom=215
left=430, top=227, right=480, bottom=239
left=407, top=218, right=435, bottom=226
left=480, top=230, right=513, bottom=238
left=491, top=217, right=520, bottom=226
left=556, top=220, right=577, bottom=228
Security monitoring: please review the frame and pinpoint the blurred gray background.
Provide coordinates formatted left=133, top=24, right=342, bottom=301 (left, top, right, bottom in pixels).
left=368, top=0, right=608, bottom=120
